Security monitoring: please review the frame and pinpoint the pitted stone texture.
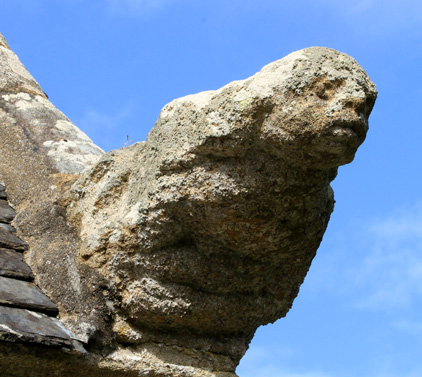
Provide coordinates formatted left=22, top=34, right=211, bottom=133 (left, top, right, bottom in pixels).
left=65, top=47, right=377, bottom=370
left=0, top=31, right=377, bottom=377
left=0, top=92, right=104, bottom=175
left=0, top=35, right=44, bottom=97
left=0, top=340, right=237, bottom=377
left=0, top=32, right=104, bottom=175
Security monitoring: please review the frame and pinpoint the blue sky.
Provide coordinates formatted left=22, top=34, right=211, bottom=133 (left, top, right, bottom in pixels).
left=1, top=1, right=422, bottom=376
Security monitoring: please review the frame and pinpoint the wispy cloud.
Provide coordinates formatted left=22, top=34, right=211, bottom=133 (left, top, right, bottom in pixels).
left=351, top=203, right=422, bottom=311
left=392, top=319, right=422, bottom=336
left=303, top=201, right=422, bottom=313
left=237, top=343, right=294, bottom=364
left=370, top=202, right=422, bottom=240
left=305, top=201, right=422, bottom=312
left=237, top=343, right=333, bottom=377
left=78, top=102, right=135, bottom=151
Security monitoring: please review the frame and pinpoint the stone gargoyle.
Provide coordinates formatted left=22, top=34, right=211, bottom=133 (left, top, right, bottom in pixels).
left=0, top=32, right=376, bottom=377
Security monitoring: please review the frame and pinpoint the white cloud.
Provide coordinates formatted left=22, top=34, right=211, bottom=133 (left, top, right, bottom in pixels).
left=78, top=102, right=135, bottom=151
left=80, top=105, right=132, bottom=131
left=347, top=203, right=422, bottom=311
left=370, top=203, right=422, bottom=240
left=237, top=343, right=334, bottom=377
left=237, top=343, right=294, bottom=365
left=392, top=319, right=422, bottom=336
left=305, top=201, right=422, bottom=313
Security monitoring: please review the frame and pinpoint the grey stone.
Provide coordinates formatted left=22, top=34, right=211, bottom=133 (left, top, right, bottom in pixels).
left=0, top=248, right=34, bottom=280
left=0, top=306, right=79, bottom=346
left=0, top=200, right=15, bottom=223
left=0, top=223, right=15, bottom=233
left=0, top=227, right=28, bottom=250
left=0, top=276, right=58, bottom=314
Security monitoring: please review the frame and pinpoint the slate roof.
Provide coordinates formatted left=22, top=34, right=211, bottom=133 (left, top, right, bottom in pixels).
left=0, top=183, right=84, bottom=351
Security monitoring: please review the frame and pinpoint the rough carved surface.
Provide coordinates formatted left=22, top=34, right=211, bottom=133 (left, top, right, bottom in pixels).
left=0, top=31, right=376, bottom=376
left=65, top=47, right=377, bottom=370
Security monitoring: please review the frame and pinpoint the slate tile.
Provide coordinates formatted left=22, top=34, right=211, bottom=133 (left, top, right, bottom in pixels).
left=0, top=223, right=16, bottom=233
left=0, top=276, right=58, bottom=314
left=0, top=248, right=34, bottom=280
left=0, top=306, right=80, bottom=347
left=0, top=227, right=28, bottom=251
left=0, top=184, right=5, bottom=192
left=0, top=191, right=6, bottom=200
left=0, top=200, right=15, bottom=223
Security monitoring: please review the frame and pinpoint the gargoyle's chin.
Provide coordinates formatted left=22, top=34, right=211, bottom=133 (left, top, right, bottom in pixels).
left=302, top=118, right=367, bottom=167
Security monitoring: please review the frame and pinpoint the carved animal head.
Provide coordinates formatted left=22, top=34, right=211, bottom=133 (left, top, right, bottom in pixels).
left=147, top=48, right=377, bottom=173
left=258, top=48, right=377, bottom=169
left=64, top=47, right=377, bottom=360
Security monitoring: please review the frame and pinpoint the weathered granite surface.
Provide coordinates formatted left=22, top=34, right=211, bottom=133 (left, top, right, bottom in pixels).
left=0, top=31, right=376, bottom=376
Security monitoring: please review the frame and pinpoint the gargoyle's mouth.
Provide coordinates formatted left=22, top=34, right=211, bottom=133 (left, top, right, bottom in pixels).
left=327, top=119, right=367, bottom=142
